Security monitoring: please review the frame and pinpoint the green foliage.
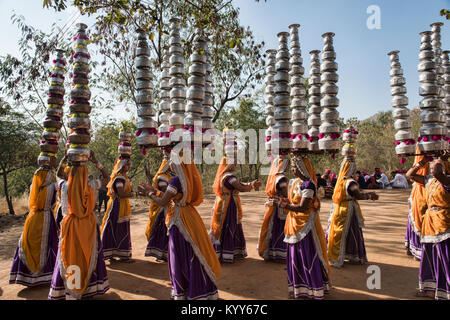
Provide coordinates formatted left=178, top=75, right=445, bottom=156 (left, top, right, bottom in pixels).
left=440, top=9, right=450, bottom=19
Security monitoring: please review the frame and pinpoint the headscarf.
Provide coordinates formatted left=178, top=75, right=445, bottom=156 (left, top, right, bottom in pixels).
left=212, top=157, right=236, bottom=197
left=266, top=155, right=289, bottom=197
left=291, top=154, right=320, bottom=211
left=332, top=159, right=356, bottom=205
left=21, top=169, right=54, bottom=272
left=60, top=165, right=97, bottom=296
left=107, top=158, right=130, bottom=196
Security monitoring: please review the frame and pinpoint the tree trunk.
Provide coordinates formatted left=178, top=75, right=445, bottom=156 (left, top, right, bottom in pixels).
left=2, top=171, right=15, bottom=215
left=143, top=162, right=153, bottom=184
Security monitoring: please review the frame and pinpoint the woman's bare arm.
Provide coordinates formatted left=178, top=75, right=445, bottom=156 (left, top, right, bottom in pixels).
left=406, top=158, right=429, bottom=185
left=283, top=196, right=313, bottom=213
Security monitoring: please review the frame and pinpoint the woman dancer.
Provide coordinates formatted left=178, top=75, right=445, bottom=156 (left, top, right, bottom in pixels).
left=210, top=157, right=261, bottom=263
left=407, top=153, right=449, bottom=300
left=10, top=156, right=59, bottom=287
left=257, top=155, right=289, bottom=262
left=272, top=154, right=330, bottom=300
left=48, top=153, right=110, bottom=299
left=141, top=156, right=172, bottom=261
left=139, top=156, right=221, bottom=300
left=405, top=146, right=429, bottom=259
left=326, top=159, right=379, bottom=268
left=101, top=156, right=137, bottom=262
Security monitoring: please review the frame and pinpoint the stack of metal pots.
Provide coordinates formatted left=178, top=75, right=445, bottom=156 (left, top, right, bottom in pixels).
left=158, top=46, right=171, bottom=147
left=39, top=49, right=67, bottom=166
left=185, top=28, right=206, bottom=144
left=318, top=32, right=340, bottom=153
left=387, top=50, right=416, bottom=156
left=118, top=128, right=132, bottom=156
left=430, top=22, right=446, bottom=137
left=307, top=50, right=322, bottom=152
left=417, top=31, right=446, bottom=152
left=289, top=24, right=309, bottom=152
left=443, top=50, right=450, bottom=146
left=264, top=49, right=277, bottom=155
left=168, top=18, right=186, bottom=143
left=202, top=37, right=215, bottom=147
left=135, top=28, right=158, bottom=150
left=67, top=23, right=92, bottom=164
left=272, top=32, right=292, bottom=153
left=342, top=126, right=358, bottom=161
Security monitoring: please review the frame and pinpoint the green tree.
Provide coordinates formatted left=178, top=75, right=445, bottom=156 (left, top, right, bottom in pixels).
left=0, top=101, right=41, bottom=215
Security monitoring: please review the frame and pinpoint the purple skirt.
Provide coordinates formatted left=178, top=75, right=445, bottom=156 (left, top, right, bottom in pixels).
left=9, top=210, right=58, bottom=287
left=168, top=225, right=218, bottom=300
left=101, top=198, right=132, bottom=260
left=343, top=212, right=368, bottom=264
left=145, top=209, right=169, bottom=261
left=286, top=231, right=330, bottom=300
left=48, top=225, right=109, bottom=300
left=404, top=215, right=422, bottom=259
left=212, top=195, right=247, bottom=263
left=419, top=238, right=450, bottom=300
left=265, top=206, right=287, bottom=261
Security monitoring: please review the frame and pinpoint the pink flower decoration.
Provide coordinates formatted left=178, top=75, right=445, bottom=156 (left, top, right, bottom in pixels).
left=141, top=147, right=147, bottom=156
left=136, top=129, right=142, bottom=137
left=169, top=126, right=175, bottom=132
left=318, top=133, right=324, bottom=139
left=265, top=136, right=271, bottom=142
left=331, top=153, right=336, bottom=160
left=405, top=140, right=410, bottom=145
left=189, top=126, right=194, bottom=132
left=344, top=129, right=350, bottom=133
left=423, top=136, right=429, bottom=142
left=308, top=136, right=313, bottom=142
left=395, top=141, right=400, bottom=145
left=400, top=158, right=406, bottom=165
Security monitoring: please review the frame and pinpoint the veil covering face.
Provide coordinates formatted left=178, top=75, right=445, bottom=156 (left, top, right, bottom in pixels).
left=291, top=155, right=320, bottom=211
left=60, top=165, right=97, bottom=296
left=409, top=145, right=429, bottom=232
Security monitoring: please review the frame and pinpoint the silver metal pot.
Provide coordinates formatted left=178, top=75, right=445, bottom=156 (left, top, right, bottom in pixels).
left=68, top=117, right=90, bottom=129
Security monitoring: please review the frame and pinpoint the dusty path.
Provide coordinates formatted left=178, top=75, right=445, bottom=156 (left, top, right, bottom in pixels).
left=0, top=189, right=425, bottom=300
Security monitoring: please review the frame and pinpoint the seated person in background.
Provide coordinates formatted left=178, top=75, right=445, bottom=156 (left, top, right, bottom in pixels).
left=322, top=169, right=332, bottom=186
left=374, top=168, right=382, bottom=181
left=390, top=171, right=409, bottom=189
left=316, top=173, right=328, bottom=188
left=366, top=176, right=380, bottom=189
left=330, top=173, right=338, bottom=188
left=356, top=171, right=367, bottom=189
left=377, top=172, right=391, bottom=189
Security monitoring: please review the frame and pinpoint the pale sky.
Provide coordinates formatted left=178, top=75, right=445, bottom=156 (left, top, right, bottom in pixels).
left=1, top=0, right=449, bottom=122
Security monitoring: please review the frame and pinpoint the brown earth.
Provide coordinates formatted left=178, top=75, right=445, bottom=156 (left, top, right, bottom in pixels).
left=0, top=189, right=427, bottom=300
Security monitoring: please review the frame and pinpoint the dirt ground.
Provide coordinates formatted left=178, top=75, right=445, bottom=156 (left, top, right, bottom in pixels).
left=0, top=189, right=427, bottom=300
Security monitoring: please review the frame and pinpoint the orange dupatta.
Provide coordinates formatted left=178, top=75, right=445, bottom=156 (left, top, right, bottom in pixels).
left=101, top=159, right=132, bottom=233
left=167, top=161, right=221, bottom=279
left=211, top=157, right=243, bottom=241
left=284, top=156, right=330, bottom=274
left=409, top=145, right=429, bottom=232
left=21, top=169, right=54, bottom=272
left=60, top=166, right=97, bottom=295
left=327, top=160, right=363, bottom=264
left=145, top=158, right=171, bottom=241
left=257, top=156, right=288, bottom=257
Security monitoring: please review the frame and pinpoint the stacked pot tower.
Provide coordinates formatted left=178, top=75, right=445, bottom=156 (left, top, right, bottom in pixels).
left=264, top=49, right=277, bottom=155
left=318, top=32, right=341, bottom=155
left=158, top=46, right=172, bottom=147
left=387, top=50, right=416, bottom=157
left=168, top=18, right=186, bottom=143
left=289, top=24, right=309, bottom=152
left=417, top=31, right=446, bottom=152
left=39, top=49, right=67, bottom=166
left=307, top=50, right=322, bottom=152
left=67, top=23, right=93, bottom=164
left=185, top=28, right=206, bottom=145
left=272, top=32, right=292, bottom=153
left=443, top=50, right=450, bottom=145
left=135, top=28, right=158, bottom=153
left=202, top=37, right=215, bottom=147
